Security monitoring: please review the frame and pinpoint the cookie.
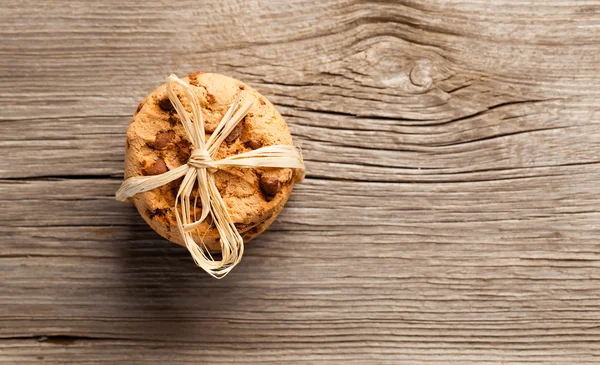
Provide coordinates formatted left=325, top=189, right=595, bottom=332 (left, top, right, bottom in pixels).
left=124, top=72, right=300, bottom=252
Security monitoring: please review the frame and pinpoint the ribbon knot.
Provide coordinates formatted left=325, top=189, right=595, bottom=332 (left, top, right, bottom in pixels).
left=116, top=74, right=305, bottom=279
left=188, top=148, right=217, bottom=173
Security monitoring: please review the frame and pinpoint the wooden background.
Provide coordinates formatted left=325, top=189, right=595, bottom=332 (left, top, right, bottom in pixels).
left=1, top=1, right=600, bottom=363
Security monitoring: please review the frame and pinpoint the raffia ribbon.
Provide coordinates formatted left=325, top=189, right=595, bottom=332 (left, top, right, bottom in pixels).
left=116, top=74, right=305, bottom=279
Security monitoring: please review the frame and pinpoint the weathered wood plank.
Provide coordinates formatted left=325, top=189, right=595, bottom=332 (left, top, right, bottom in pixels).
left=2, top=175, right=600, bottom=363
left=1, top=0, right=600, bottom=363
left=2, top=99, right=599, bottom=181
left=2, top=338, right=600, bottom=365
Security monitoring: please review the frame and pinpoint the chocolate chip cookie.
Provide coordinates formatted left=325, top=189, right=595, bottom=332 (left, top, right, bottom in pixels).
left=124, top=72, right=301, bottom=252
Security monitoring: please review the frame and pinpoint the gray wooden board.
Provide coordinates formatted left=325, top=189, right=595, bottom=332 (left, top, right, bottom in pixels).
left=1, top=0, right=600, bottom=363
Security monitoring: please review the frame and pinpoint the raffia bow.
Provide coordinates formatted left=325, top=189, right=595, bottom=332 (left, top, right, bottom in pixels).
left=116, top=74, right=305, bottom=278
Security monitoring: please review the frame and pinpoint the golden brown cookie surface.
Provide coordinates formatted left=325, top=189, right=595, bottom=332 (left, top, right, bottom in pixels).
left=124, top=72, right=298, bottom=251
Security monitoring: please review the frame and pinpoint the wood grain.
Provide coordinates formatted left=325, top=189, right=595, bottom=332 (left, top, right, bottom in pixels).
left=1, top=0, right=600, bottom=363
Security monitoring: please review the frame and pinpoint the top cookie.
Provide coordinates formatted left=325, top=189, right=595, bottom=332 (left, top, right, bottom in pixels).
left=124, top=72, right=298, bottom=251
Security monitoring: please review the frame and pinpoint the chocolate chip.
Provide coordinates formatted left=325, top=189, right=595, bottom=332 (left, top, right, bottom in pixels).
left=246, top=139, right=263, bottom=150
left=168, top=113, right=180, bottom=127
left=259, top=176, right=282, bottom=196
left=142, top=158, right=168, bottom=175
left=225, top=123, right=242, bottom=143
left=158, top=95, right=173, bottom=111
left=135, top=101, right=144, bottom=115
left=148, top=130, right=175, bottom=150
left=147, top=207, right=170, bottom=219
left=177, top=139, right=192, bottom=162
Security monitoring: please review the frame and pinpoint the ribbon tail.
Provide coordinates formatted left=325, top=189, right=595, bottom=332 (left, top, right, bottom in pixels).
left=181, top=173, right=244, bottom=279
left=181, top=168, right=212, bottom=233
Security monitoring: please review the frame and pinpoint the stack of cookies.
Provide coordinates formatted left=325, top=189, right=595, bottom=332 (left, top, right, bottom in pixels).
left=123, top=72, right=302, bottom=253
